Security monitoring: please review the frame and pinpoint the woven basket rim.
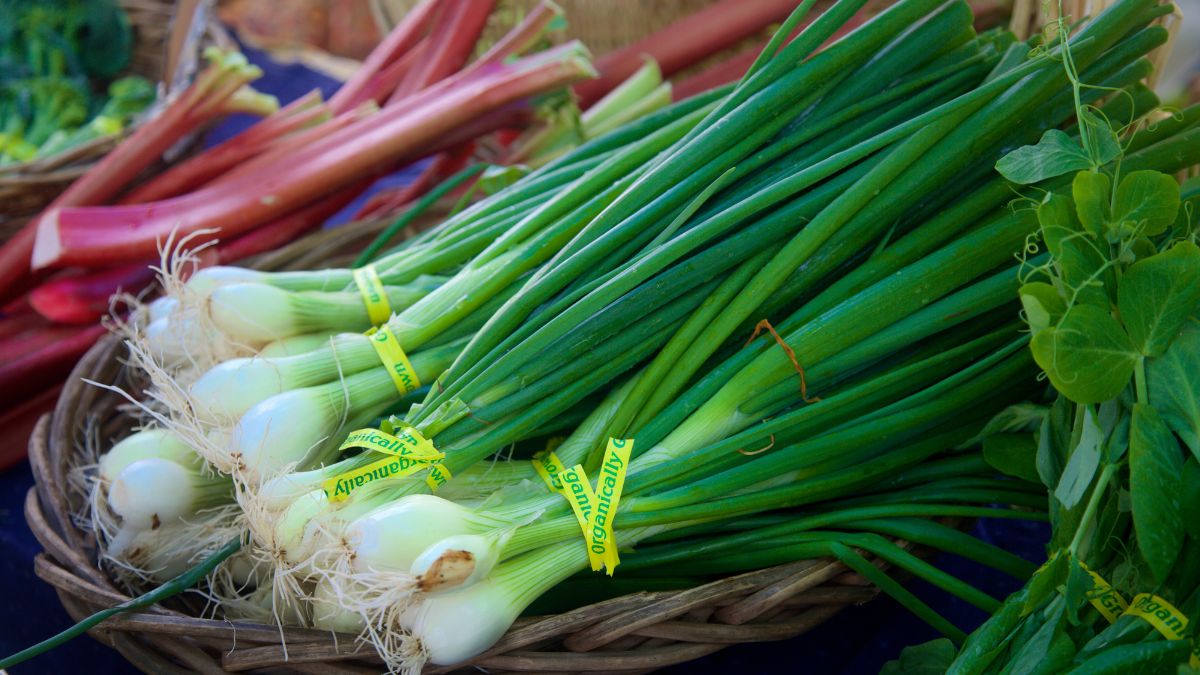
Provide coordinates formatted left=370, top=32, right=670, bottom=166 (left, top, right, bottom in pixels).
left=23, top=328, right=923, bottom=673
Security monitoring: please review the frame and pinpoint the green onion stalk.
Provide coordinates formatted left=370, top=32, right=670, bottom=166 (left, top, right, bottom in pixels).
left=238, top=0, right=1181, bottom=621
left=143, top=87, right=728, bottom=366
left=235, top=0, right=1011, bottom=578
left=318, top=344, right=1050, bottom=667
left=309, top=3, right=1200, bottom=662
left=167, top=0, right=994, bottom=483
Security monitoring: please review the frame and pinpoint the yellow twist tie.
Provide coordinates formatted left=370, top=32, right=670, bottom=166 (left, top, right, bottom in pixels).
left=353, top=265, right=391, bottom=325
left=366, top=325, right=420, bottom=394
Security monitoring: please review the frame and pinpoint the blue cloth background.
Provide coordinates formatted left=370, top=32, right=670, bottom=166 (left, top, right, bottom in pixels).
left=0, top=42, right=1050, bottom=674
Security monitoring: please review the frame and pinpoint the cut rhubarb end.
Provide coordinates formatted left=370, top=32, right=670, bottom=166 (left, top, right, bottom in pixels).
left=30, top=210, right=65, bottom=271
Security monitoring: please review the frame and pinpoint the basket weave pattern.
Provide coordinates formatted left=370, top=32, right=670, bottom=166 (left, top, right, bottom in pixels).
left=24, top=327, right=913, bottom=673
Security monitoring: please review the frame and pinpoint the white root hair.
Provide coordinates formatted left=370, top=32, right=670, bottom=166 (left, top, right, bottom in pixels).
left=312, top=545, right=424, bottom=675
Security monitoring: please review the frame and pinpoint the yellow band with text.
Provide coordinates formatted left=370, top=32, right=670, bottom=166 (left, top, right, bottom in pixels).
left=558, top=464, right=604, bottom=571
left=353, top=265, right=391, bottom=325
left=532, top=451, right=569, bottom=493
left=367, top=325, right=420, bottom=395
left=323, top=454, right=435, bottom=502
left=339, top=427, right=443, bottom=461
left=587, top=438, right=632, bottom=574
left=1079, top=560, right=1128, bottom=623
left=1123, top=593, right=1199, bottom=666
left=425, top=462, right=452, bottom=491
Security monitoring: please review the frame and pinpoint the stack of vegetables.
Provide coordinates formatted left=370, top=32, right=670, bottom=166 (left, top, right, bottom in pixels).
left=4, top=0, right=1200, bottom=672
left=0, top=0, right=155, bottom=165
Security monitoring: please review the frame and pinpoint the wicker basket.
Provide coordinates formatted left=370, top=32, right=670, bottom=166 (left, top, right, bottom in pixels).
left=0, top=0, right=228, bottom=239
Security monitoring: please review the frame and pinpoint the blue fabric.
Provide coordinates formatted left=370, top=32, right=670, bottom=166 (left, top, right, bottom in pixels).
left=0, top=42, right=1051, bottom=674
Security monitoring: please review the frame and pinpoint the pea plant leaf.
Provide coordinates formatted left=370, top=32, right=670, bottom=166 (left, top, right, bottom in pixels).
left=1031, top=305, right=1138, bottom=404
left=1064, top=551, right=1095, bottom=625
left=1037, top=396, right=1073, bottom=491
left=965, top=402, right=1047, bottom=450
left=1080, top=109, right=1123, bottom=167
left=1183, top=458, right=1200, bottom=540
left=1110, top=170, right=1181, bottom=238
left=1053, top=408, right=1104, bottom=509
left=1146, top=314, right=1200, bottom=459
left=1117, top=241, right=1200, bottom=356
left=1038, top=194, right=1110, bottom=308
left=880, top=639, right=957, bottom=675
left=1072, top=171, right=1111, bottom=236
left=997, top=130, right=1094, bottom=184
left=1129, top=403, right=1185, bottom=585
left=984, top=433, right=1041, bottom=484
left=1021, top=282, right=1067, bottom=332
left=1024, top=553, right=1068, bottom=615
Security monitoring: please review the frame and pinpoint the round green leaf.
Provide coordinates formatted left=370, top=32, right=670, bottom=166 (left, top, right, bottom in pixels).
left=1116, top=241, right=1200, bottom=357
left=1072, top=171, right=1111, bottom=236
left=1111, top=170, right=1181, bottom=238
left=1031, top=305, right=1137, bottom=404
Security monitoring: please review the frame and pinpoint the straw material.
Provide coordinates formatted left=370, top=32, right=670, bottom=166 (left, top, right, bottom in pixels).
left=1010, top=0, right=1183, bottom=88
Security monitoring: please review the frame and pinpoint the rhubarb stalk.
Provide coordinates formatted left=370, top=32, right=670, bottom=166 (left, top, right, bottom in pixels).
left=119, top=90, right=327, bottom=204
left=0, top=48, right=273, bottom=304
left=574, top=0, right=799, bottom=107
left=34, top=49, right=596, bottom=269
left=327, top=0, right=439, bottom=113
left=390, top=0, right=496, bottom=102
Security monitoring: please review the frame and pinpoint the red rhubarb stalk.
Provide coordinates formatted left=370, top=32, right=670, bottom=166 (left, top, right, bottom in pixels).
left=28, top=265, right=158, bottom=324
left=327, top=0, right=439, bottom=113
left=0, top=49, right=271, bottom=304
left=28, top=178, right=372, bottom=324
left=574, top=0, right=797, bottom=107
left=391, top=0, right=495, bottom=102
left=212, top=179, right=370, bottom=262
left=0, top=319, right=106, bottom=411
left=342, top=39, right=431, bottom=112
left=120, top=90, right=327, bottom=203
left=208, top=102, right=378, bottom=187
left=35, top=51, right=595, bottom=269
left=0, top=383, right=62, bottom=469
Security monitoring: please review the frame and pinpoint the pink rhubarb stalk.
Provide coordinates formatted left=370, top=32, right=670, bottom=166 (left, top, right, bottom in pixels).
left=0, top=317, right=106, bottom=412
left=574, top=0, right=798, bottom=107
left=327, top=0, right=439, bottom=113
left=343, top=39, right=431, bottom=112
left=0, top=49, right=271, bottom=304
left=35, top=51, right=595, bottom=269
left=207, top=102, right=378, bottom=187
left=390, top=0, right=495, bottom=102
left=120, top=90, right=327, bottom=203
left=28, top=265, right=158, bottom=324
